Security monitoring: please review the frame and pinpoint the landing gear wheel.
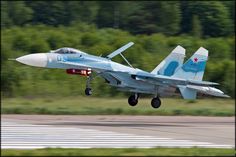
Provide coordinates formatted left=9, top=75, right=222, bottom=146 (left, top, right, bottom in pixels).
left=128, top=95, right=138, bottom=106
left=85, top=88, right=92, bottom=96
left=151, top=97, right=161, bottom=108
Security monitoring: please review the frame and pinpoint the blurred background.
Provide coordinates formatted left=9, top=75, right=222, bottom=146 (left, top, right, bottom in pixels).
left=1, top=1, right=235, bottom=99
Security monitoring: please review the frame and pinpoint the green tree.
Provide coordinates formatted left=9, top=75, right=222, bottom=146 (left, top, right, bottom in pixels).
left=125, top=9, right=154, bottom=34
left=222, top=1, right=235, bottom=26
left=1, top=1, right=12, bottom=27
left=222, top=61, right=235, bottom=98
left=124, top=1, right=181, bottom=35
left=1, top=63, right=21, bottom=97
left=191, top=15, right=202, bottom=38
left=186, top=1, right=233, bottom=37
left=205, top=38, right=231, bottom=60
left=64, top=1, right=99, bottom=25
left=96, top=1, right=117, bottom=28
left=147, top=1, right=181, bottom=35
left=27, top=1, right=67, bottom=26
left=1, top=1, right=33, bottom=27
left=180, top=1, right=192, bottom=34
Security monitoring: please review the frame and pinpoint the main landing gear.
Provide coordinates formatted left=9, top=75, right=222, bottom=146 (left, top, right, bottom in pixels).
left=151, top=97, right=161, bottom=108
left=128, top=94, right=139, bottom=106
left=127, top=94, right=161, bottom=109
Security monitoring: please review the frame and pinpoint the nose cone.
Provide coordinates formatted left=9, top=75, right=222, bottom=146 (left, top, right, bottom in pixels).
left=16, top=53, right=47, bottom=67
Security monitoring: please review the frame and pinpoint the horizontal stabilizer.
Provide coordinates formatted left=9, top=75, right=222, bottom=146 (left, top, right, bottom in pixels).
left=107, top=42, right=134, bottom=59
left=186, top=85, right=230, bottom=98
left=188, top=80, right=219, bottom=86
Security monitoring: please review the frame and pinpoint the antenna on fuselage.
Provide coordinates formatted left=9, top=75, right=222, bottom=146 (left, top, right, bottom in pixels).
left=106, top=42, right=134, bottom=68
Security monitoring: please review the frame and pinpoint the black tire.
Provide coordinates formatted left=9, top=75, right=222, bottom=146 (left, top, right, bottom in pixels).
left=151, top=97, right=161, bottom=108
left=85, top=88, right=92, bottom=96
left=128, top=95, right=138, bottom=106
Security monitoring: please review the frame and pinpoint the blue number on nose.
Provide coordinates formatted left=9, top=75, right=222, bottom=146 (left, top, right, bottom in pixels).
left=57, top=55, right=62, bottom=61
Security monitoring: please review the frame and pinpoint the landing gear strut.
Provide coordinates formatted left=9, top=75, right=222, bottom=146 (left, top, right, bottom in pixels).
left=151, top=97, right=161, bottom=108
left=128, top=93, right=139, bottom=106
left=85, top=75, right=93, bottom=96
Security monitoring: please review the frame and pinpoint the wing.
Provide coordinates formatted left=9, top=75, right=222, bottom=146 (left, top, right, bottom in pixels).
left=107, top=42, right=134, bottom=59
left=98, top=69, right=218, bottom=87
left=108, top=70, right=226, bottom=97
left=133, top=72, right=219, bottom=86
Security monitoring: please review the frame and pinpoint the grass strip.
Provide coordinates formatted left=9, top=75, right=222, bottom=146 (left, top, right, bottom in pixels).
left=2, top=97, right=235, bottom=116
left=2, top=148, right=235, bottom=156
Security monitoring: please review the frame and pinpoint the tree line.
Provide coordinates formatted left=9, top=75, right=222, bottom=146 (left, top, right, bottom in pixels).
left=1, top=1, right=235, bottom=37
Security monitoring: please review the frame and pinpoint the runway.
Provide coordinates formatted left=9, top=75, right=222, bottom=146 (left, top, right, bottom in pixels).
left=1, top=115, right=235, bottom=149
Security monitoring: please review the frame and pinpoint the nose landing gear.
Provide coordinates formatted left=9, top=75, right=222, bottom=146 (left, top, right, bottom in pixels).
left=85, top=74, right=93, bottom=96
left=85, top=88, right=92, bottom=96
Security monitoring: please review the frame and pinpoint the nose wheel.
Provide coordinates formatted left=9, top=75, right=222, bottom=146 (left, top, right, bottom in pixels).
left=85, top=74, right=93, bottom=96
left=85, top=88, right=92, bottom=96
left=128, top=94, right=139, bottom=106
left=151, top=97, right=161, bottom=108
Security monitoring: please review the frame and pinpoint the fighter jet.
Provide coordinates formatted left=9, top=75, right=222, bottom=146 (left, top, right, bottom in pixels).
left=15, top=42, right=229, bottom=108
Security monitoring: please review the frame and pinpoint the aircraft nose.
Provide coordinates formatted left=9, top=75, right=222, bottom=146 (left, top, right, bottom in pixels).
left=16, top=53, right=47, bottom=67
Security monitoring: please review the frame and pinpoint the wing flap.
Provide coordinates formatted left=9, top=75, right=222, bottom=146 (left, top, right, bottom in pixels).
left=133, top=72, right=219, bottom=87
left=101, top=69, right=220, bottom=89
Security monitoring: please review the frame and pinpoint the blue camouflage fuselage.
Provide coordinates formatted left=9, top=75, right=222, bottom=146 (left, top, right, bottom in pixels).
left=45, top=52, right=157, bottom=94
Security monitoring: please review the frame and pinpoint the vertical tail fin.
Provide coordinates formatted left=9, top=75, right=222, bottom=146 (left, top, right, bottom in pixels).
left=173, top=47, right=208, bottom=81
left=174, top=47, right=208, bottom=100
left=151, top=45, right=185, bottom=76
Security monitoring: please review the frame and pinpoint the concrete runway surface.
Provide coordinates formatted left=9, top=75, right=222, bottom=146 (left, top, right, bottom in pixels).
left=1, top=115, right=235, bottom=149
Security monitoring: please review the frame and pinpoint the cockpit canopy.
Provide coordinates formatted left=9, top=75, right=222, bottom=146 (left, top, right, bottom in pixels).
left=51, top=47, right=87, bottom=54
